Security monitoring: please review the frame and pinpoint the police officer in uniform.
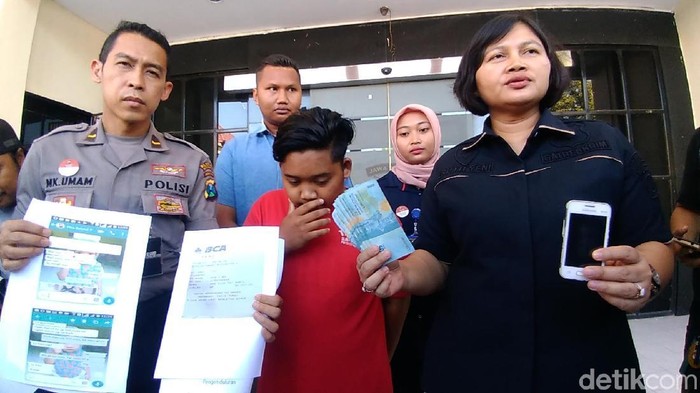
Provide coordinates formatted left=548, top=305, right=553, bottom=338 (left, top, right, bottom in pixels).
left=0, top=21, right=281, bottom=393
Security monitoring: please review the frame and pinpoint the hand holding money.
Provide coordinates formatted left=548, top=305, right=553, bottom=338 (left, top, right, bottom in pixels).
left=356, top=245, right=405, bottom=298
left=332, top=179, right=414, bottom=264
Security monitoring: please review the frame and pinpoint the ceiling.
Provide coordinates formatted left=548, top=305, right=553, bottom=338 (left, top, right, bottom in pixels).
left=54, top=0, right=680, bottom=44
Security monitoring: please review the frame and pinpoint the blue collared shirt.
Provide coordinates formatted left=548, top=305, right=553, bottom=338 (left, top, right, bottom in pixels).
left=215, top=124, right=282, bottom=225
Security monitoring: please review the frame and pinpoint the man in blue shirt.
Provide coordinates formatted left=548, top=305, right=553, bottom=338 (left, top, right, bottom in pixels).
left=215, top=54, right=302, bottom=227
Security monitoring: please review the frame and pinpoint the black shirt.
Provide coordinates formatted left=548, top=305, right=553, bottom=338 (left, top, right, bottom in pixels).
left=415, top=110, right=671, bottom=393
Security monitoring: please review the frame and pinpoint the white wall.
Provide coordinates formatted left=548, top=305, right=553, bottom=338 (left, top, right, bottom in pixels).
left=0, top=0, right=41, bottom=135
left=26, top=0, right=105, bottom=115
left=676, top=0, right=700, bottom=129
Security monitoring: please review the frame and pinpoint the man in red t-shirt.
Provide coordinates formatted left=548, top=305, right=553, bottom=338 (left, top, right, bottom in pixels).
left=245, top=107, right=397, bottom=393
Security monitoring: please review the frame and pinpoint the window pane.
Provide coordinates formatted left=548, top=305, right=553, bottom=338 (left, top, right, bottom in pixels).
left=310, top=85, right=388, bottom=118
left=623, top=51, right=662, bottom=109
left=347, top=151, right=391, bottom=184
left=553, top=51, right=590, bottom=112
left=553, top=80, right=593, bottom=113
left=630, top=114, right=668, bottom=176
left=218, top=102, right=248, bottom=129
left=22, top=120, right=43, bottom=145
left=351, top=119, right=389, bottom=150
left=654, top=178, right=672, bottom=226
left=439, top=113, right=481, bottom=146
left=155, top=80, right=183, bottom=133
left=184, top=133, right=215, bottom=160
left=590, top=115, right=628, bottom=139
left=388, top=79, right=463, bottom=114
left=185, top=78, right=215, bottom=131
left=583, top=51, right=624, bottom=110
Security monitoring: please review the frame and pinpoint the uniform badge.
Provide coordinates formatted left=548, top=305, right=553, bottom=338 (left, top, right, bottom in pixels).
left=408, top=208, right=421, bottom=243
left=52, top=195, right=76, bottom=206
left=200, top=160, right=216, bottom=200
left=395, top=205, right=409, bottom=218
left=151, top=164, right=187, bottom=178
left=411, top=208, right=421, bottom=220
left=154, top=195, right=185, bottom=214
left=85, top=129, right=97, bottom=141
left=151, top=135, right=162, bottom=148
left=58, top=159, right=80, bottom=176
left=199, top=161, right=214, bottom=178
left=204, top=178, right=218, bottom=200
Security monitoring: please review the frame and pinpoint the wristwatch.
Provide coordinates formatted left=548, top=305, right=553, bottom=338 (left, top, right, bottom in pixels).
left=649, top=264, right=661, bottom=298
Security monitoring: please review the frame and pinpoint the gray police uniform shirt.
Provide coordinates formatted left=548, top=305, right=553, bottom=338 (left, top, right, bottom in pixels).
left=14, top=121, right=218, bottom=301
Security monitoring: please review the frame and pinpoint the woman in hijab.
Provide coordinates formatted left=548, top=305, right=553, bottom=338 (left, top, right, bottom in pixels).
left=377, top=103, right=441, bottom=393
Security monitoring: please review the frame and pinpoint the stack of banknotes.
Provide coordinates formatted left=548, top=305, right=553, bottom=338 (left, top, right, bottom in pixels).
left=332, top=179, right=414, bottom=263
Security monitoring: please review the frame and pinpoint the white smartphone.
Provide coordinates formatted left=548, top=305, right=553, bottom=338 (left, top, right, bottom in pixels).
left=559, top=200, right=612, bottom=281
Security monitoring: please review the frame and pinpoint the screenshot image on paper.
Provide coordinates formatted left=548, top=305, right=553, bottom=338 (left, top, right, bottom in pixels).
left=36, top=216, right=128, bottom=306
left=24, top=308, right=113, bottom=389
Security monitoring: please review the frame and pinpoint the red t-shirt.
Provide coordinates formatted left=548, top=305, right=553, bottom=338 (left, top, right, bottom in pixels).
left=245, top=190, right=392, bottom=393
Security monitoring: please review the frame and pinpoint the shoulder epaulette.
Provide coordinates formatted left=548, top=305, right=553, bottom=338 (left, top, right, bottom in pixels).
left=32, top=123, right=91, bottom=143
left=162, top=132, right=209, bottom=157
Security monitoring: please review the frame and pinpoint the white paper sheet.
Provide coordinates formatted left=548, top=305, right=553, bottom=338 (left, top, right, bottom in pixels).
left=155, top=227, right=282, bottom=383
left=0, top=199, right=151, bottom=393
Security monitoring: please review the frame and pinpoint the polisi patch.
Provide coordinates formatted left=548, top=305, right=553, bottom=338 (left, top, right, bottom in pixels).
left=151, top=164, right=187, bottom=178
left=154, top=195, right=185, bottom=214
left=144, top=179, right=191, bottom=194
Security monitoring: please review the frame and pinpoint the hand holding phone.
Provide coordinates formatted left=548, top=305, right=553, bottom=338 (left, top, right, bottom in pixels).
left=559, top=200, right=612, bottom=281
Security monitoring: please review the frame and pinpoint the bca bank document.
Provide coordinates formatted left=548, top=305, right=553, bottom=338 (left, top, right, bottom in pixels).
left=156, top=226, right=283, bottom=393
